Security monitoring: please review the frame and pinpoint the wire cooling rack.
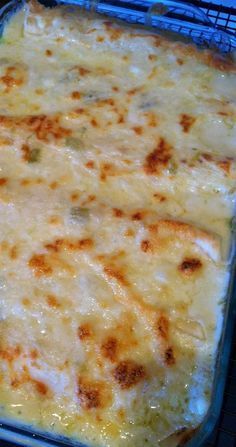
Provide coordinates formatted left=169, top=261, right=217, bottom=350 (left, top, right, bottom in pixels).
left=39, top=0, right=236, bottom=52
left=190, top=0, right=236, bottom=33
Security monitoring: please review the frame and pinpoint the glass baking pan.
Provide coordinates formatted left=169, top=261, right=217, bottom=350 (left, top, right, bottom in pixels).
left=0, top=0, right=235, bottom=446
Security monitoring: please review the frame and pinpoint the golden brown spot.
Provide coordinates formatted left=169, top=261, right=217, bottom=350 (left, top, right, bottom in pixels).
left=75, top=108, right=85, bottom=115
left=45, top=237, right=93, bottom=252
left=0, top=177, right=7, bottom=186
left=45, top=240, right=62, bottom=253
left=117, top=114, right=124, bottom=124
left=153, top=192, right=166, bottom=202
left=0, top=115, right=71, bottom=142
left=112, top=86, right=119, bottom=92
left=1, top=241, right=9, bottom=251
left=78, top=383, right=100, bottom=409
left=117, top=408, right=126, bottom=422
left=106, top=27, right=123, bottom=41
left=11, top=377, right=21, bottom=388
left=201, top=153, right=213, bottom=162
left=148, top=54, right=157, bottom=61
left=100, top=162, right=115, bottom=181
left=164, top=347, right=175, bottom=366
left=30, top=349, right=39, bottom=360
left=101, top=337, right=118, bottom=362
left=48, top=215, right=62, bottom=225
left=22, top=297, right=31, bottom=307
left=153, top=36, right=161, bottom=47
left=20, top=178, right=30, bottom=187
left=113, top=360, right=146, bottom=389
left=127, top=87, right=141, bottom=96
left=77, top=378, right=108, bottom=409
left=20, top=177, right=42, bottom=186
left=9, top=245, right=18, bottom=260
left=90, top=118, right=98, bottom=127
left=70, top=193, right=79, bottom=203
left=131, top=211, right=143, bottom=221
left=10, top=365, right=32, bottom=388
left=177, top=58, right=184, bottom=65
left=26, top=115, right=71, bottom=142
left=79, top=67, right=90, bottom=76
left=218, top=109, right=234, bottom=117
left=29, top=254, right=53, bottom=277
left=0, top=136, right=12, bottom=145
left=35, top=88, right=44, bottom=95
left=125, top=228, right=135, bottom=237
left=132, top=126, right=143, bottom=135
left=45, top=49, right=52, bottom=56
left=77, top=238, right=94, bottom=250
left=0, top=66, right=24, bottom=92
left=113, top=208, right=124, bottom=218
left=96, top=35, right=104, bottom=42
left=140, top=240, right=152, bottom=253
left=217, top=159, right=231, bottom=175
left=0, top=345, right=21, bottom=363
left=104, top=266, right=128, bottom=287
left=49, top=181, right=58, bottom=190
left=71, top=91, right=81, bottom=100
left=179, top=114, right=196, bottom=133
left=205, top=52, right=235, bottom=72
left=85, top=160, right=95, bottom=169
left=96, top=98, right=115, bottom=107
left=21, top=143, right=30, bottom=162
left=33, top=380, right=48, bottom=395
left=145, top=111, right=158, bottom=127
left=78, top=323, right=92, bottom=340
left=144, top=138, right=172, bottom=175
left=46, top=294, right=60, bottom=308
left=179, top=258, right=202, bottom=275
left=81, top=194, right=96, bottom=206
left=156, top=315, right=169, bottom=340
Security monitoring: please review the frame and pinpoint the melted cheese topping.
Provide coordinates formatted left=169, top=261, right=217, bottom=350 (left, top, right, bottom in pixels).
left=0, top=2, right=235, bottom=446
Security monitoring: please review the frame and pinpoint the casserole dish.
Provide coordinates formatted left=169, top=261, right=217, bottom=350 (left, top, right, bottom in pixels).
left=0, top=1, right=235, bottom=446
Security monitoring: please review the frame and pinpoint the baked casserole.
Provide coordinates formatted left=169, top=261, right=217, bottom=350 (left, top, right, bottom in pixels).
left=0, top=1, right=236, bottom=446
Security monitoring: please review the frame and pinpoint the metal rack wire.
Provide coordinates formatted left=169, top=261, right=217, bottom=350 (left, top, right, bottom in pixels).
left=39, top=0, right=236, bottom=52
left=114, top=0, right=236, bottom=51
left=190, top=0, right=236, bottom=33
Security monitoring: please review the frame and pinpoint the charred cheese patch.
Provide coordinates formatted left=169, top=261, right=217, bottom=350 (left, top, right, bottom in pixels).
left=113, top=360, right=146, bottom=389
left=0, top=2, right=235, bottom=447
left=144, top=138, right=172, bottom=175
left=77, top=377, right=111, bottom=410
left=178, top=257, right=203, bottom=275
left=101, top=336, right=119, bottom=362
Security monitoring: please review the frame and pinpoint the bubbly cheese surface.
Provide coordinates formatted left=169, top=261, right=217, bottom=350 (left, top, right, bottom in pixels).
left=0, top=2, right=235, bottom=446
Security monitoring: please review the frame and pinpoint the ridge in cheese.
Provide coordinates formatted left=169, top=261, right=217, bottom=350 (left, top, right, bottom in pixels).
left=0, top=1, right=235, bottom=446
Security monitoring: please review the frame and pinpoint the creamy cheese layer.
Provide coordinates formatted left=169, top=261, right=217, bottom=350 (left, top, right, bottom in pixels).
left=0, top=2, right=235, bottom=446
